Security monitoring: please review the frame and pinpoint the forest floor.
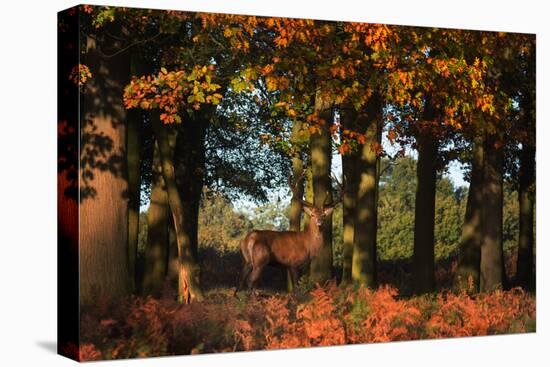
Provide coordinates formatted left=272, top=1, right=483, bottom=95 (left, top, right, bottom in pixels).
left=72, top=248, right=536, bottom=361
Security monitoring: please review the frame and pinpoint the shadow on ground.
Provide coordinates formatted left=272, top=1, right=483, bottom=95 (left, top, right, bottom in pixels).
left=36, top=341, right=57, bottom=354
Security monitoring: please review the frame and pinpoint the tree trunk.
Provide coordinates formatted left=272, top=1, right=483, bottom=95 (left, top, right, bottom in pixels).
left=167, top=217, right=179, bottom=285
left=127, top=50, right=152, bottom=292
left=516, top=142, right=535, bottom=288
left=480, top=132, right=505, bottom=291
left=300, top=163, right=314, bottom=279
left=352, top=94, right=382, bottom=287
left=309, top=92, right=334, bottom=284
left=142, top=142, right=170, bottom=297
left=412, top=133, right=438, bottom=294
left=151, top=117, right=204, bottom=303
left=455, top=134, right=484, bottom=292
left=340, top=106, right=360, bottom=285
left=289, top=120, right=305, bottom=232
left=127, top=111, right=140, bottom=292
left=287, top=120, right=305, bottom=291
left=303, top=164, right=313, bottom=229
left=412, top=100, right=438, bottom=294
left=79, top=34, right=130, bottom=302
left=174, top=111, right=208, bottom=261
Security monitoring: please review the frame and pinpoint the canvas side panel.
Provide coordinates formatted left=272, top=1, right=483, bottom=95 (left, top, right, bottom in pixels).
left=57, top=6, right=80, bottom=362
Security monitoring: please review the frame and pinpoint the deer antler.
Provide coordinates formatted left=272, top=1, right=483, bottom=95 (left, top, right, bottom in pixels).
left=289, top=170, right=313, bottom=208
left=327, top=174, right=344, bottom=207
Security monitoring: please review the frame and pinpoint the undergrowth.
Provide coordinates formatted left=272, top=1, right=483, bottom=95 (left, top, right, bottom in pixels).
left=68, top=283, right=535, bottom=361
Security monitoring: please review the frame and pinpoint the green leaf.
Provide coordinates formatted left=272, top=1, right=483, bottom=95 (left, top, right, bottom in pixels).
left=196, top=91, right=205, bottom=103
left=208, top=83, right=220, bottom=92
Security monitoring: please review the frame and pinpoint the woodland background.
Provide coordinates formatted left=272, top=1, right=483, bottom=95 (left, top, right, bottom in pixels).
left=2, top=1, right=547, bottom=367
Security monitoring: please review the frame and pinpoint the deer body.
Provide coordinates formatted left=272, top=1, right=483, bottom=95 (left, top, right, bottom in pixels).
left=242, top=225, right=322, bottom=268
left=237, top=205, right=334, bottom=292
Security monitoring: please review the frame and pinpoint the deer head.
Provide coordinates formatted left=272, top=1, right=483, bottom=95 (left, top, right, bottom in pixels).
left=289, top=171, right=343, bottom=228
left=302, top=205, right=334, bottom=227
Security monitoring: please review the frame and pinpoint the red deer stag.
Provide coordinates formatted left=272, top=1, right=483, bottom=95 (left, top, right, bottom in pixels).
left=236, top=173, right=342, bottom=293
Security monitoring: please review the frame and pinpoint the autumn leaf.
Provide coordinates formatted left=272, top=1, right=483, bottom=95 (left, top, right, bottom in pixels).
left=123, top=65, right=222, bottom=124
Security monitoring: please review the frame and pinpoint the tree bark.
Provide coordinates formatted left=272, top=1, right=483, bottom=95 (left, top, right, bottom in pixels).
left=142, top=142, right=170, bottom=297
left=79, top=33, right=131, bottom=302
left=480, top=132, right=505, bottom=291
left=167, top=216, right=179, bottom=285
left=455, top=134, right=484, bottom=292
left=127, top=112, right=140, bottom=292
left=127, top=50, right=152, bottom=292
left=300, top=163, right=314, bottom=279
left=514, top=44, right=536, bottom=289
left=340, top=106, right=360, bottom=285
left=151, top=117, right=204, bottom=303
left=287, top=120, right=305, bottom=291
left=289, top=120, right=305, bottom=232
left=303, top=164, right=313, bottom=229
left=352, top=94, right=382, bottom=287
left=412, top=99, right=438, bottom=294
left=309, top=92, right=334, bottom=284
left=174, top=111, right=208, bottom=261
left=516, top=141, right=535, bottom=288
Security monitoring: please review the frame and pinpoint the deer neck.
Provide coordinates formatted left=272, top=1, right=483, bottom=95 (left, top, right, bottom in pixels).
left=305, top=221, right=323, bottom=258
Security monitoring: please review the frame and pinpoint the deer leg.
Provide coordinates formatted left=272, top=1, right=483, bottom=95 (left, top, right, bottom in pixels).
left=236, top=263, right=252, bottom=295
left=247, top=243, right=269, bottom=295
left=247, top=265, right=264, bottom=291
left=289, top=267, right=299, bottom=292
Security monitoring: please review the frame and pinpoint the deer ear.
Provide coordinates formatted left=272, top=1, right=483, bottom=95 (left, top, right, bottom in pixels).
left=323, top=206, right=334, bottom=216
left=303, top=206, right=313, bottom=216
